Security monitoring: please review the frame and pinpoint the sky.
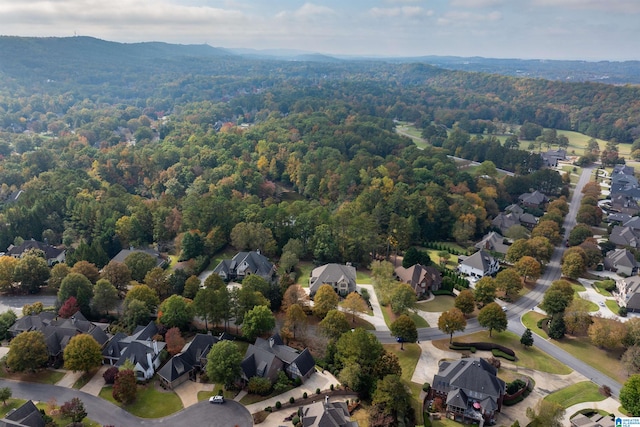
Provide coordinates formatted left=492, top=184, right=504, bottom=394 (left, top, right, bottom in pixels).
left=0, top=0, right=638, bottom=61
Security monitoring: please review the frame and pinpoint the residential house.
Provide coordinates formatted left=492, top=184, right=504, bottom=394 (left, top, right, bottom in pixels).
left=609, top=225, right=640, bottom=248
left=624, top=216, right=640, bottom=231
left=300, top=396, right=358, bottom=427
left=491, top=212, right=521, bottom=235
left=518, top=190, right=548, bottom=209
left=111, top=247, right=167, bottom=268
left=474, top=231, right=510, bottom=255
left=0, top=400, right=45, bottom=427
left=604, top=249, right=638, bottom=276
left=430, top=358, right=506, bottom=425
left=458, top=250, right=500, bottom=278
left=158, top=333, right=222, bottom=389
left=8, top=311, right=109, bottom=366
left=6, top=239, right=65, bottom=266
left=540, top=149, right=566, bottom=168
left=309, top=263, right=357, bottom=297
left=613, top=164, right=635, bottom=176
left=570, top=412, right=614, bottom=427
left=615, top=276, right=640, bottom=313
left=607, top=213, right=632, bottom=225
left=610, top=173, right=639, bottom=194
left=102, top=321, right=165, bottom=381
left=610, top=194, right=640, bottom=216
left=240, top=333, right=315, bottom=384
left=395, top=264, right=442, bottom=298
left=213, top=250, right=276, bottom=283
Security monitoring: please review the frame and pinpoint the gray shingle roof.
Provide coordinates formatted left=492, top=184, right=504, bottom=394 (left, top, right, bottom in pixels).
left=309, top=263, right=356, bottom=295
left=0, top=400, right=45, bottom=427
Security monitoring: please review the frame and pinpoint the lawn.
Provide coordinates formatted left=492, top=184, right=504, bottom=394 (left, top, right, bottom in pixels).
left=34, top=401, right=101, bottom=427
left=99, top=382, right=183, bottom=418
left=205, top=247, right=237, bottom=271
left=410, top=312, right=429, bottom=328
left=433, top=330, right=572, bottom=375
left=576, top=297, right=599, bottom=313
left=426, top=249, right=458, bottom=270
left=384, top=343, right=423, bottom=425
left=522, top=311, right=549, bottom=339
left=593, top=280, right=614, bottom=297
left=605, top=299, right=620, bottom=315
left=0, top=368, right=65, bottom=384
left=416, top=295, right=456, bottom=313
left=544, top=381, right=605, bottom=408
left=380, top=305, right=428, bottom=328
left=356, top=269, right=372, bottom=283
left=294, top=261, right=314, bottom=287
left=571, top=282, right=586, bottom=293
left=553, top=334, right=626, bottom=384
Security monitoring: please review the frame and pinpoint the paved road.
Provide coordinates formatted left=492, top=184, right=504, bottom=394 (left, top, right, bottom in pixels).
left=0, top=294, right=57, bottom=313
left=0, top=379, right=253, bottom=427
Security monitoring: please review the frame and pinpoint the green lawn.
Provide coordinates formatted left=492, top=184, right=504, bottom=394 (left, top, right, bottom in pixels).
left=553, top=335, right=626, bottom=384
left=384, top=343, right=423, bottom=425
left=593, top=280, right=614, bottom=297
left=426, top=249, right=458, bottom=270
left=99, top=383, right=183, bottom=418
left=409, top=312, right=429, bottom=328
left=356, top=269, right=372, bottom=283
left=435, top=330, right=571, bottom=375
left=544, top=381, right=605, bottom=408
left=0, top=368, right=65, bottom=384
left=294, top=261, right=314, bottom=287
left=571, top=282, right=586, bottom=293
left=34, top=402, right=101, bottom=427
left=522, top=311, right=549, bottom=339
left=577, top=297, right=599, bottom=313
left=206, top=247, right=237, bottom=271
left=416, top=295, right=456, bottom=313
left=605, top=299, right=620, bottom=315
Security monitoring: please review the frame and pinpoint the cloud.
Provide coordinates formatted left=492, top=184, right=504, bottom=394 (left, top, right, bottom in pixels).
left=531, top=0, right=640, bottom=13
left=437, top=10, right=502, bottom=26
left=450, top=0, right=506, bottom=7
left=369, top=6, right=433, bottom=19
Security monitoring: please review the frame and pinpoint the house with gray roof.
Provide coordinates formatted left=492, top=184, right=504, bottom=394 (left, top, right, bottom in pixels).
left=604, top=249, right=638, bottom=276
left=458, top=250, right=499, bottom=278
left=6, top=239, right=65, bottom=266
left=111, top=247, right=167, bottom=268
left=431, top=358, right=506, bottom=425
left=613, top=164, right=635, bottom=176
left=300, top=396, right=358, bottom=427
left=541, top=149, right=566, bottom=168
left=8, top=311, right=108, bottom=366
left=241, top=333, right=316, bottom=384
left=609, top=225, right=640, bottom=248
left=491, top=213, right=521, bottom=234
left=158, top=333, right=223, bottom=389
left=213, top=250, right=276, bottom=283
left=518, top=190, right=548, bottom=209
left=607, top=213, right=632, bottom=225
left=616, top=276, right=640, bottom=313
left=474, top=232, right=510, bottom=255
left=570, top=412, right=614, bottom=427
left=0, top=400, right=45, bottom=427
left=394, top=264, right=442, bottom=298
left=611, top=194, right=640, bottom=215
left=309, top=263, right=357, bottom=297
left=102, top=321, right=165, bottom=381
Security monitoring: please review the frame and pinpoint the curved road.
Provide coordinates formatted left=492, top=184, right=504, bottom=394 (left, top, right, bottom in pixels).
left=377, top=165, right=624, bottom=396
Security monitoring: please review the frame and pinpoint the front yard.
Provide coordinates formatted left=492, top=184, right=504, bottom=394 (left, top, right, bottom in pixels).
left=99, top=380, right=183, bottom=418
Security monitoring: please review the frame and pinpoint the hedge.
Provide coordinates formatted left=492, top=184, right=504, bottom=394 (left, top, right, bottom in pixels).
left=450, top=341, right=516, bottom=358
left=449, top=344, right=476, bottom=353
left=492, top=349, right=516, bottom=361
left=432, top=290, right=455, bottom=296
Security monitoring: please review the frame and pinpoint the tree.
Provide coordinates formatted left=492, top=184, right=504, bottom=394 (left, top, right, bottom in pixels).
left=121, top=298, right=151, bottom=330
left=124, top=252, right=158, bottom=282
left=0, top=310, right=17, bottom=340
left=279, top=251, right=299, bottom=274
left=113, top=369, right=137, bottom=404
left=63, top=334, right=103, bottom=373
left=588, top=318, right=626, bottom=349
left=437, top=250, right=451, bottom=266
left=568, top=223, right=593, bottom=247
left=193, top=286, right=216, bottom=331
left=0, top=387, right=11, bottom=406
left=13, top=252, right=50, bottom=293
left=494, top=268, right=523, bottom=300
left=621, top=374, right=640, bottom=416
left=506, top=239, right=530, bottom=263
left=540, top=284, right=573, bottom=316
left=91, top=279, right=119, bottom=316
left=562, top=252, right=586, bottom=279
left=478, top=302, right=507, bottom=337
left=563, top=298, right=593, bottom=335
left=165, top=327, right=186, bottom=356
left=336, top=328, right=384, bottom=395
left=372, top=374, right=412, bottom=416
left=58, top=296, right=80, bottom=318
left=58, top=272, right=93, bottom=316
left=343, top=292, right=368, bottom=322
left=183, top=275, right=200, bottom=299
left=390, top=283, right=417, bottom=314
left=438, top=308, right=467, bottom=343
left=22, top=302, right=43, bottom=316
left=520, top=328, right=534, bottom=347
left=60, top=397, right=87, bottom=423
left=124, top=284, right=159, bottom=312
left=48, top=263, right=71, bottom=291
left=0, top=256, right=18, bottom=293
left=622, top=346, right=640, bottom=376
left=144, top=267, right=170, bottom=300
left=390, top=314, right=417, bottom=350
left=624, top=317, right=640, bottom=347
left=242, top=305, right=275, bottom=340
left=373, top=350, right=402, bottom=379
left=514, top=256, right=541, bottom=282
left=158, top=295, right=193, bottom=331
left=101, top=260, right=132, bottom=293
left=313, top=284, right=339, bottom=318
left=318, top=309, right=350, bottom=341
left=282, top=304, right=307, bottom=340
left=474, top=277, right=497, bottom=308
left=71, top=260, right=100, bottom=284
left=548, top=315, right=566, bottom=339
left=454, top=289, right=475, bottom=316
left=526, top=400, right=565, bottom=427
left=281, top=284, right=309, bottom=312
left=7, top=331, right=49, bottom=372
left=206, top=340, right=243, bottom=388
left=531, top=220, right=562, bottom=246
left=230, top=222, right=277, bottom=256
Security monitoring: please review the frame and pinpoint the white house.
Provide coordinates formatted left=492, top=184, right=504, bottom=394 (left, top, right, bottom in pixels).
left=458, top=250, right=500, bottom=278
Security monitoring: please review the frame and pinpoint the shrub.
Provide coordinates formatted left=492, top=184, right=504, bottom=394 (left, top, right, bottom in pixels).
left=264, top=406, right=272, bottom=412
left=248, top=376, right=272, bottom=396
left=303, top=392, right=307, bottom=399
left=103, top=367, right=119, bottom=385
left=315, top=388, right=321, bottom=395
left=275, top=401, right=281, bottom=409
left=294, top=377, right=302, bottom=387
left=492, top=349, right=516, bottom=361
left=600, top=385, right=612, bottom=397
left=487, top=357, right=501, bottom=369
left=619, top=306, right=628, bottom=317
left=289, top=396, right=295, bottom=404
left=537, top=317, right=549, bottom=329
left=330, top=384, right=334, bottom=391
left=506, top=379, right=526, bottom=395
left=292, top=416, right=300, bottom=425
left=422, top=382, right=431, bottom=392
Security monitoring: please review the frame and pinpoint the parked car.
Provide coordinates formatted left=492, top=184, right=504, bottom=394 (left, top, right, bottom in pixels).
left=209, top=395, right=224, bottom=404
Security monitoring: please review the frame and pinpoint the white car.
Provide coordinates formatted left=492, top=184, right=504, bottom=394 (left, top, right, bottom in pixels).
left=502, top=306, right=508, bottom=312
left=209, top=395, right=224, bottom=404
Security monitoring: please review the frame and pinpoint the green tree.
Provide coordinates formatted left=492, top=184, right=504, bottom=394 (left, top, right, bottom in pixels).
left=0, top=387, right=11, bottom=405
left=336, top=328, right=384, bottom=395
left=64, top=334, right=103, bottom=373
left=60, top=397, right=87, bottom=423
left=0, top=256, right=18, bottom=293
left=91, top=279, right=119, bottom=316
left=478, top=302, right=507, bottom=337
left=0, top=310, right=17, bottom=340
left=390, top=283, right=417, bottom=314
left=279, top=252, right=299, bottom=274
left=113, top=369, right=137, bottom=404
left=474, top=277, right=497, bottom=308
left=390, top=314, right=417, bottom=350
left=313, top=284, right=339, bottom=319
left=124, top=284, right=159, bottom=312
left=454, top=289, right=475, bottom=316
left=520, top=328, right=534, bottom=347
left=242, top=305, right=275, bottom=341
left=372, top=374, right=412, bottom=416
left=282, top=304, right=307, bottom=340
left=183, top=275, right=201, bottom=299
left=514, top=256, right=541, bottom=282
left=193, top=286, right=216, bottom=331
left=318, top=309, right=350, bottom=341
left=230, top=222, right=277, bottom=256
left=122, top=298, right=151, bottom=330
left=124, top=252, right=158, bottom=282
left=14, top=252, right=50, bottom=293
left=144, top=267, right=170, bottom=300
left=621, top=374, right=640, bottom=416
left=6, top=330, right=49, bottom=372
left=48, top=262, right=71, bottom=291
left=562, top=252, right=586, bottom=279
left=495, top=268, right=523, bottom=300
left=58, top=272, right=94, bottom=316
left=206, top=340, right=243, bottom=388
left=526, top=400, right=565, bottom=427
left=568, top=223, right=593, bottom=247
left=438, top=308, right=467, bottom=343
left=158, top=295, right=193, bottom=331
left=342, top=292, right=368, bottom=322
left=234, top=287, right=270, bottom=325
left=101, top=260, right=132, bottom=293
left=541, top=288, right=573, bottom=316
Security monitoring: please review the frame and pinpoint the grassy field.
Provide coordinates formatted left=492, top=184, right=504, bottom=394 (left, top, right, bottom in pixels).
left=356, top=269, right=373, bottom=283
left=605, top=299, right=620, bottom=315
left=99, top=382, right=183, bottom=418
left=593, top=280, right=614, bottom=297
left=434, top=330, right=572, bottom=374
left=0, top=368, right=65, bottom=384
left=577, top=297, right=599, bottom=312
left=410, top=312, right=430, bottom=328
left=426, top=249, right=458, bottom=270
left=553, top=335, right=626, bottom=384
left=206, top=247, right=237, bottom=271
left=294, top=261, right=314, bottom=287
left=522, top=311, right=549, bottom=339
left=381, top=304, right=429, bottom=328
left=544, top=381, right=605, bottom=408
left=384, top=343, right=424, bottom=425
left=416, top=295, right=456, bottom=313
